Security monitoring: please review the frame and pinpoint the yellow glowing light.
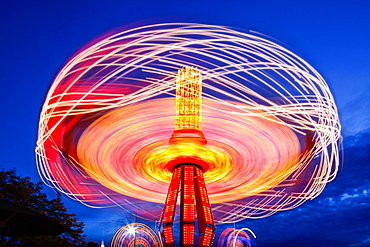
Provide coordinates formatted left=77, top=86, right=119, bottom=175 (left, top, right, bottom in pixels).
left=176, top=67, right=202, bottom=131
left=36, top=23, right=341, bottom=223
left=75, top=98, right=301, bottom=204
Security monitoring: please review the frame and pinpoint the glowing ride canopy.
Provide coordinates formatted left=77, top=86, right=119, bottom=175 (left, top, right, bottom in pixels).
left=36, top=23, right=341, bottom=223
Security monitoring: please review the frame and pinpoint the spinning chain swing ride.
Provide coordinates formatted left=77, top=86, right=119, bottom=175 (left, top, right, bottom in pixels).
left=36, top=23, right=341, bottom=246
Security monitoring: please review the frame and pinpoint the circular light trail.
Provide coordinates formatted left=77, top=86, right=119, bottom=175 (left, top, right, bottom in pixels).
left=36, top=23, right=341, bottom=223
left=218, top=228, right=257, bottom=247
left=110, top=223, right=162, bottom=247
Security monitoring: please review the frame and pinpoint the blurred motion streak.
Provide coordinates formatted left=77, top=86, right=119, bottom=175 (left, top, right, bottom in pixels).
left=35, top=23, right=341, bottom=224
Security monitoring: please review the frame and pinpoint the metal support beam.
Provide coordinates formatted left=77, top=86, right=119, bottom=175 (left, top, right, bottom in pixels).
left=161, top=164, right=215, bottom=247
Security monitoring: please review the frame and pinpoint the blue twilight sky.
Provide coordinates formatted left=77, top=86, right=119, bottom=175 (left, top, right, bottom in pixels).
left=1, top=1, right=369, bottom=246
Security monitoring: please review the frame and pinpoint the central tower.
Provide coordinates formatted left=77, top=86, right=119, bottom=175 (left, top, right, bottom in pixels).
left=160, top=67, right=215, bottom=247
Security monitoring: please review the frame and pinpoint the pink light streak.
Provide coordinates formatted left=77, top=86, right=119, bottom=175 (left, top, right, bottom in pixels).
left=35, top=23, right=341, bottom=223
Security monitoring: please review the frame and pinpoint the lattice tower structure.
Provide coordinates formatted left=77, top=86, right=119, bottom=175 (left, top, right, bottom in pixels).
left=161, top=67, right=216, bottom=247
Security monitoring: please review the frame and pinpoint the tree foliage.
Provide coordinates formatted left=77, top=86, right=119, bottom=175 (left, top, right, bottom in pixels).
left=0, top=168, right=86, bottom=246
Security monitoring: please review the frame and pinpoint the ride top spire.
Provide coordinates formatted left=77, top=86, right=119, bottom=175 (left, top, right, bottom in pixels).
left=175, top=67, right=202, bottom=131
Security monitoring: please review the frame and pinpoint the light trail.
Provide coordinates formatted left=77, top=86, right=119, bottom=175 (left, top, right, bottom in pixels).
left=217, top=228, right=257, bottom=247
left=35, top=23, right=341, bottom=223
left=110, top=223, right=162, bottom=247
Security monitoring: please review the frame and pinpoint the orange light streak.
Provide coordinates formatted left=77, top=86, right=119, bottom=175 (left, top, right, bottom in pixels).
left=35, top=23, right=341, bottom=224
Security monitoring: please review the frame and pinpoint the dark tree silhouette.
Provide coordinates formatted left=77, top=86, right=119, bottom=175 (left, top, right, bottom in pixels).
left=0, top=168, right=86, bottom=246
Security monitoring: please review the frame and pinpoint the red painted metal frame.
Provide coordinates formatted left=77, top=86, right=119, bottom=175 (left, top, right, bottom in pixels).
left=161, top=164, right=215, bottom=247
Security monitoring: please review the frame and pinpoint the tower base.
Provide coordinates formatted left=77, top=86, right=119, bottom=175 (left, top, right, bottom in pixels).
left=160, top=164, right=215, bottom=247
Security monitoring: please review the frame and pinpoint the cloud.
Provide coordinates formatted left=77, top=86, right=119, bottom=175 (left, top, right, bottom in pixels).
left=340, top=84, right=370, bottom=137
left=318, top=188, right=369, bottom=208
left=236, top=130, right=370, bottom=247
left=349, top=237, right=370, bottom=247
left=344, top=128, right=370, bottom=147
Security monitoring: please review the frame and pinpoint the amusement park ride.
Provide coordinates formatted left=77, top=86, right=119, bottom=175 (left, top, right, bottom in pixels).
left=36, top=23, right=341, bottom=247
